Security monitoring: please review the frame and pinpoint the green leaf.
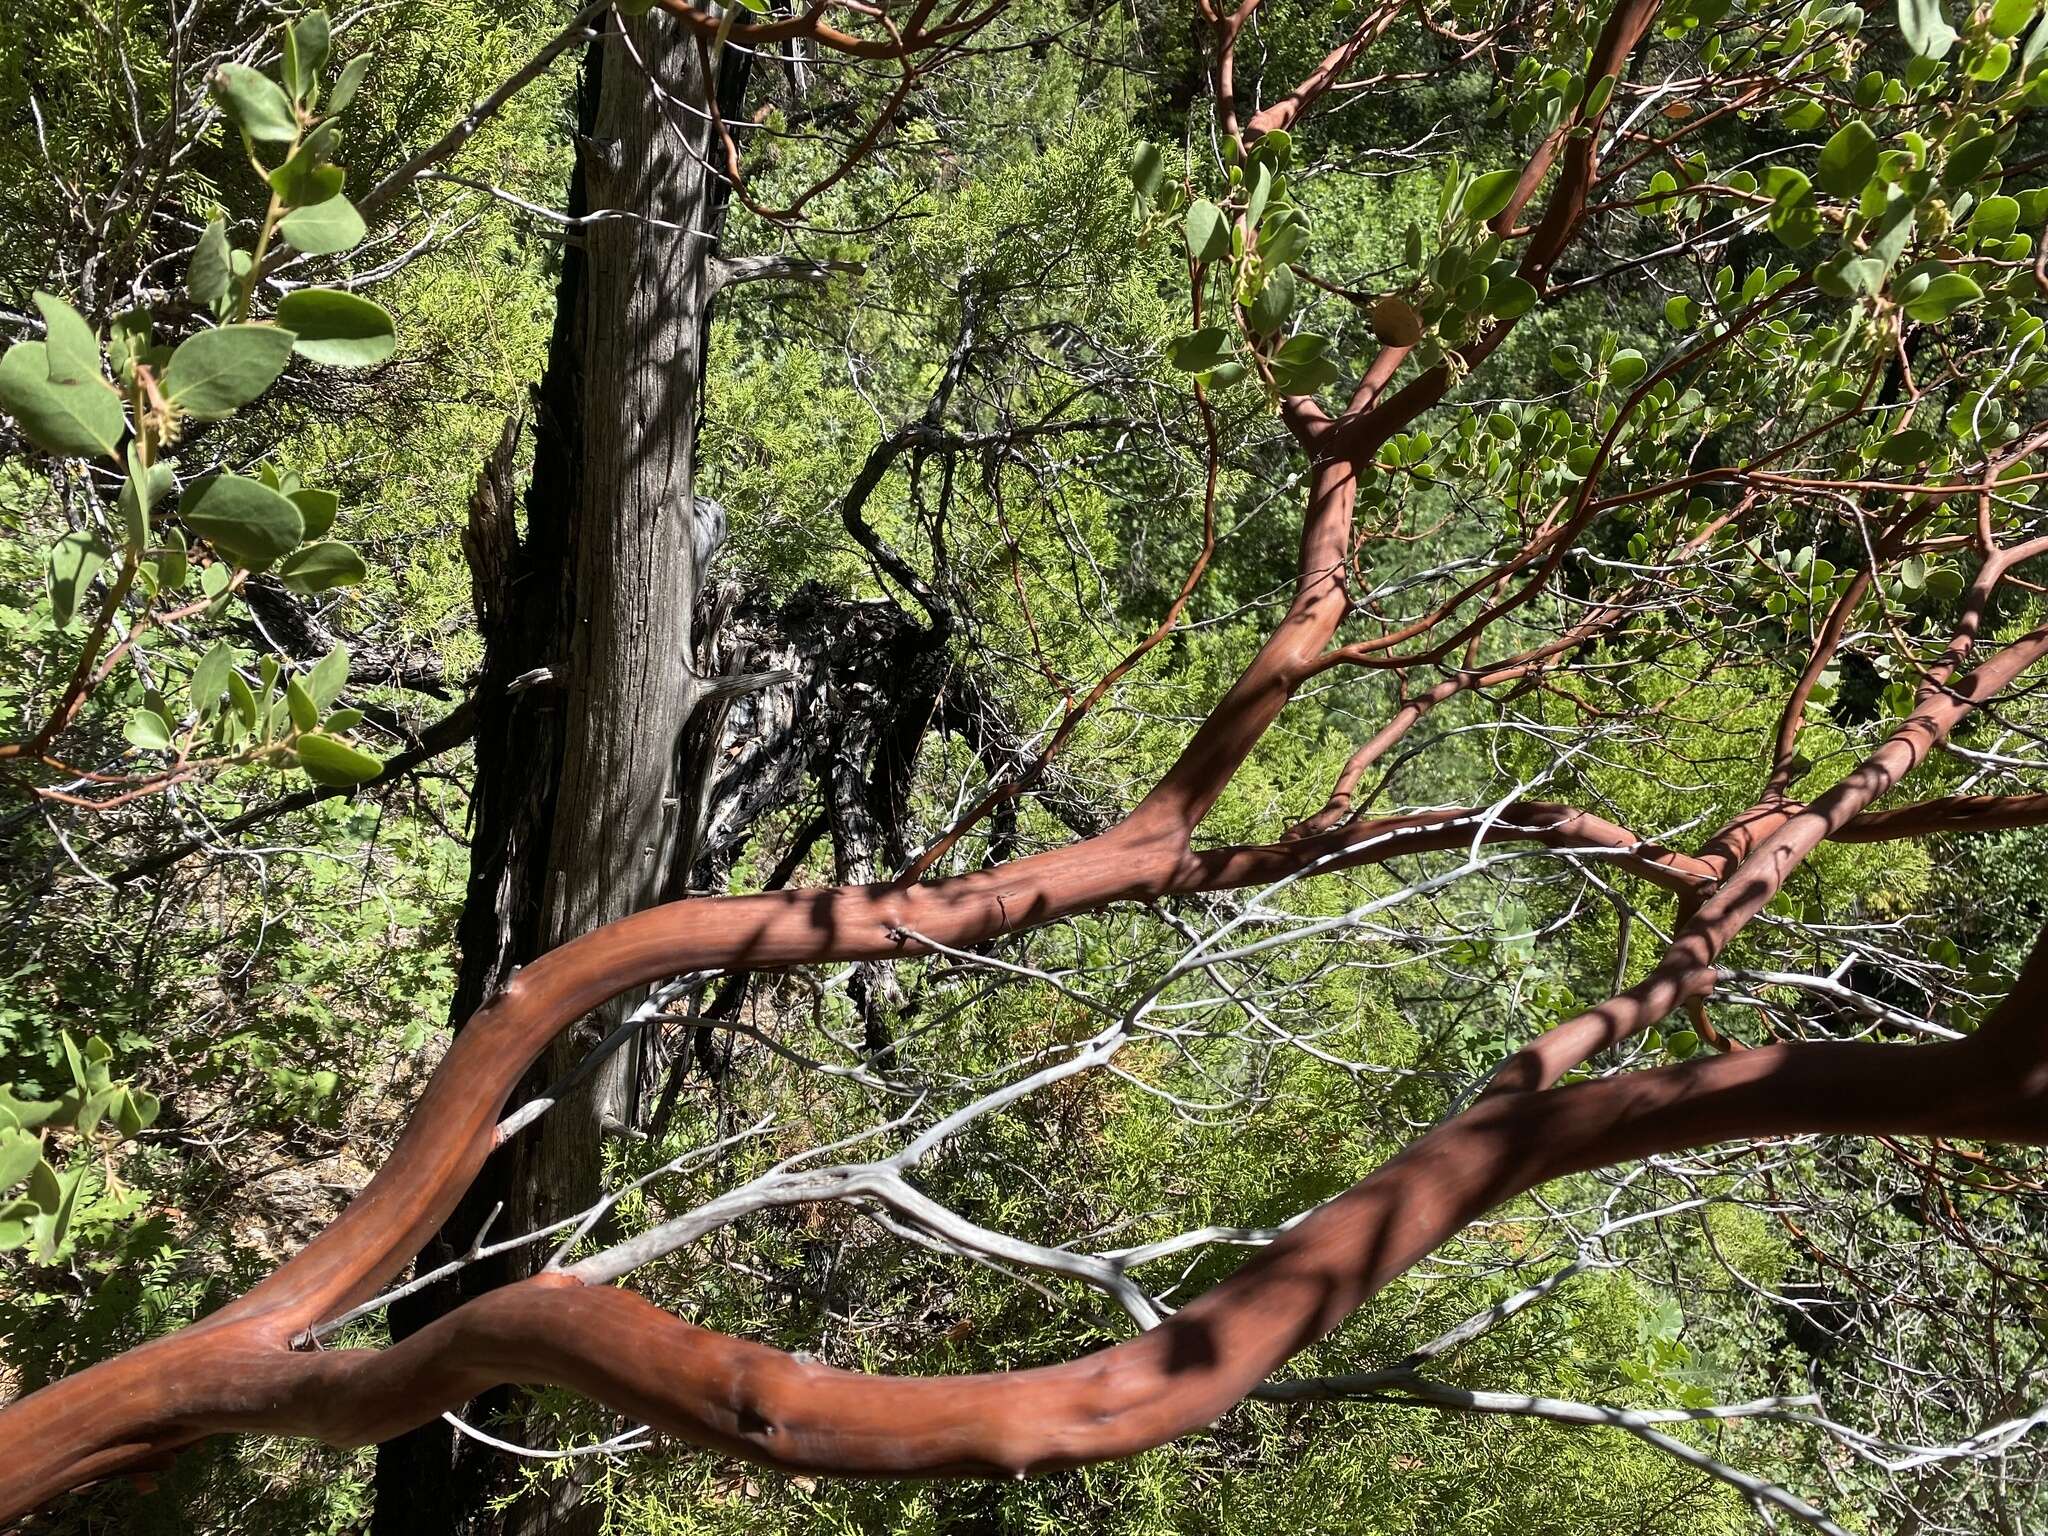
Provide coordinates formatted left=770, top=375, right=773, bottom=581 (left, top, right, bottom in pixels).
left=1608, top=348, right=1648, bottom=388
left=1249, top=129, right=1291, bottom=173
left=125, top=708, right=173, bottom=750
left=161, top=325, right=295, bottom=419
left=1164, top=327, right=1234, bottom=372
left=25, top=1157, right=61, bottom=1212
left=212, top=62, right=300, bottom=143
left=0, top=342, right=127, bottom=458
left=308, top=642, right=350, bottom=708
left=111, top=1087, right=156, bottom=1140
left=0, top=1129, right=38, bottom=1191
left=1881, top=427, right=1937, bottom=464
left=1259, top=217, right=1307, bottom=267
left=1991, top=0, right=2036, bottom=35
left=1868, top=190, right=1918, bottom=270
left=1128, top=141, right=1165, bottom=196
left=274, top=289, right=394, bottom=367
left=119, top=452, right=175, bottom=553
left=119, top=1089, right=159, bottom=1136
left=1184, top=201, right=1231, bottom=262
left=1763, top=165, right=1823, bottom=248
left=1817, top=120, right=1878, bottom=199
left=1663, top=293, right=1697, bottom=328
left=290, top=486, right=340, bottom=538
left=297, top=731, right=384, bottom=786
left=276, top=536, right=368, bottom=593
left=1245, top=265, right=1297, bottom=333
left=277, top=195, right=366, bottom=257
left=1269, top=354, right=1339, bottom=394
left=1897, top=0, right=1958, bottom=57
left=326, top=53, right=371, bottom=116
left=1815, top=247, right=1886, bottom=298
left=1945, top=134, right=1999, bottom=188
left=1244, top=162, right=1274, bottom=229
left=46, top=531, right=110, bottom=630
left=1462, top=169, right=1520, bottom=223
left=1970, top=40, right=2012, bottom=80
left=180, top=473, right=306, bottom=570
left=1971, top=194, right=2021, bottom=243
left=2026, top=6, right=2048, bottom=70
left=0, top=1089, right=61, bottom=1130
left=1924, top=566, right=1965, bottom=600
left=33, top=293, right=100, bottom=386
left=289, top=10, right=331, bottom=101
left=1903, top=271, right=1983, bottom=321
left=31, top=1163, right=84, bottom=1263
left=1268, top=333, right=1339, bottom=395
left=1763, top=164, right=1811, bottom=206
left=287, top=676, right=319, bottom=732
left=1486, top=274, right=1539, bottom=318
left=269, top=140, right=346, bottom=209
left=189, top=219, right=234, bottom=306
left=227, top=670, right=259, bottom=727
left=192, top=641, right=235, bottom=715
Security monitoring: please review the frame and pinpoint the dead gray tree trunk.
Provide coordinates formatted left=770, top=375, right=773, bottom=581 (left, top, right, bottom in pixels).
left=373, top=14, right=744, bottom=1534
left=508, top=1, right=725, bottom=1249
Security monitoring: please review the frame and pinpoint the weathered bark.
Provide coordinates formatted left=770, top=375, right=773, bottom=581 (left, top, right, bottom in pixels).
left=372, top=14, right=748, bottom=1531
left=510, top=0, right=729, bottom=1249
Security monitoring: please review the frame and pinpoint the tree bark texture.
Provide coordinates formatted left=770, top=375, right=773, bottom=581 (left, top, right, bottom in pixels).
left=372, top=14, right=746, bottom=1531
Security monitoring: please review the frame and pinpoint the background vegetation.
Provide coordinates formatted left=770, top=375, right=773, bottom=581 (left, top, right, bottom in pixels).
left=3, top=0, right=2047, bottom=1532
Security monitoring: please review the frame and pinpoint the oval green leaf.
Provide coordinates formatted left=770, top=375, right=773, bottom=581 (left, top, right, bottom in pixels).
left=0, top=342, right=127, bottom=458
left=161, top=325, right=295, bottom=420
left=275, top=289, right=395, bottom=367
left=1183, top=200, right=1231, bottom=263
left=296, top=731, right=384, bottom=786
left=33, top=292, right=101, bottom=386
left=290, top=486, right=340, bottom=537
left=1485, top=274, right=1539, bottom=318
left=1817, top=120, right=1878, bottom=199
left=180, top=473, right=306, bottom=570
left=1164, top=326, right=1233, bottom=372
left=125, top=708, right=173, bottom=750
left=277, top=195, right=367, bottom=257
left=46, top=530, right=110, bottom=630
left=1903, top=271, right=1983, bottom=322
left=1461, top=169, right=1520, bottom=223
left=278, top=540, right=368, bottom=593
left=212, top=63, right=300, bottom=143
